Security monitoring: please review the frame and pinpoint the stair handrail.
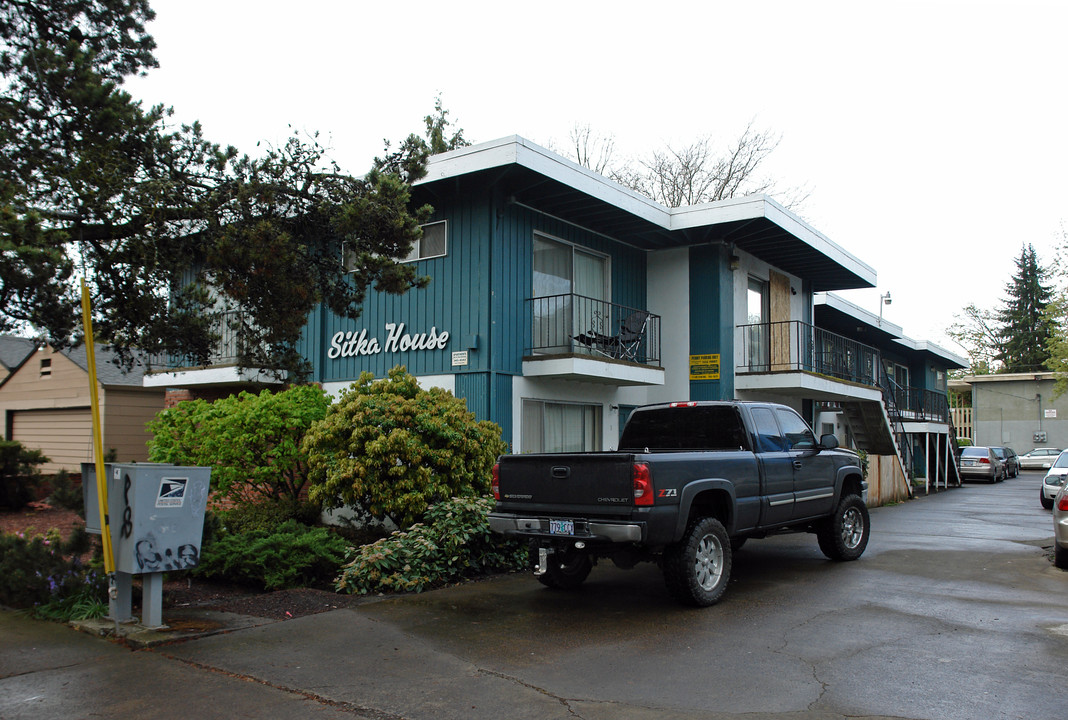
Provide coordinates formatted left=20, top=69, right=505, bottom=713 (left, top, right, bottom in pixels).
left=880, top=373, right=914, bottom=492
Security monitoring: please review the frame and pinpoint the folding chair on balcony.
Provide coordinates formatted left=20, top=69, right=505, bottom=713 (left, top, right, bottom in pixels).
left=574, top=310, right=650, bottom=362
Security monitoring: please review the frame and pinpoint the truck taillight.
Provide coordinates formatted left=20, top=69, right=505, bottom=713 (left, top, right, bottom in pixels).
left=669, top=401, right=698, bottom=408
left=492, top=463, right=500, bottom=500
left=633, top=463, right=653, bottom=506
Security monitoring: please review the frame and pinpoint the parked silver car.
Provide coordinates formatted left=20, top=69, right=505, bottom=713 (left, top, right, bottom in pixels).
left=1041, top=450, right=1068, bottom=509
left=959, top=446, right=1006, bottom=483
left=1054, top=484, right=1068, bottom=568
left=1020, top=448, right=1062, bottom=470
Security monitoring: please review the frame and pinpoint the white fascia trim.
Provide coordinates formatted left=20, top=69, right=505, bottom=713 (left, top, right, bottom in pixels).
left=142, top=366, right=285, bottom=387
left=521, top=356, right=665, bottom=386
left=892, top=337, right=969, bottom=368
left=735, top=372, right=884, bottom=403
left=669, top=197, right=877, bottom=287
left=815, top=292, right=905, bottom=338
left=423, top=136, right=877, bottom=287
left=422, top=136, right=668, bottom=227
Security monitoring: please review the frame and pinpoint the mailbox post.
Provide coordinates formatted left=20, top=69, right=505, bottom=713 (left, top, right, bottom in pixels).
left=83, top=463, right=211, bottom=628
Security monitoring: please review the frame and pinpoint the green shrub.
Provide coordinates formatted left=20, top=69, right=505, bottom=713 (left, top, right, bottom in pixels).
left=0, top=527, right=106, bottom=621
left=304, top=367, right=508, bottom=529
left=336, top=496, right=527, bottom=595
left=47, top=469, right=84, bottom=513
left=148, top=385, right=331, bottom=505
left=0, top=440, right=49, bottom=510
left=219, top=497, right=322, bottom=534
left=192, top=520, right=349, bottom=591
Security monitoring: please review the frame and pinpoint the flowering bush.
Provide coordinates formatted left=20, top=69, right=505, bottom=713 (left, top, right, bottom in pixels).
left=0, top=527, right=106, bottom=620
left=336, top=496, right=527, bottom=595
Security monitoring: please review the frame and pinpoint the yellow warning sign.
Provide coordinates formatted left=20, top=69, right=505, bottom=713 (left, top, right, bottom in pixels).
left=690, top=354, right=720, bottom=380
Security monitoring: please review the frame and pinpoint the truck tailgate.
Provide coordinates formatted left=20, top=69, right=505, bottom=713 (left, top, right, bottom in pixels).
left=497, top=453, right=635, bottom=508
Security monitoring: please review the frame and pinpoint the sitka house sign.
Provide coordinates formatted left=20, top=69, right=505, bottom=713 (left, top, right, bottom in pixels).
left=327, top=322, right=450, bottom=359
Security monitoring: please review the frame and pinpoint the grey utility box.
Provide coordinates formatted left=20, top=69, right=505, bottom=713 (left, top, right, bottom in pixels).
left=82, top=463, right=211, bottom=574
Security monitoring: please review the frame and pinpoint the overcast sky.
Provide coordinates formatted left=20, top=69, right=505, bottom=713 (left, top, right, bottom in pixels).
left=126, top=0, right=1068, bottom=354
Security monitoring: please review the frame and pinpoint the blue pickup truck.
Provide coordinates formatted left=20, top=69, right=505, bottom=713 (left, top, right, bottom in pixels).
left=489, top=400, right=869, bottom=606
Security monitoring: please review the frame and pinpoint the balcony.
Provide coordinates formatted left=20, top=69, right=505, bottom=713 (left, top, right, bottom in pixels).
left=735, top=321, right=882, bottom=402
left=143, top=310, right=284, bottom=389
left=885, top=385, right=951, bottom=425
left=523, top=293, right=664, bottom=386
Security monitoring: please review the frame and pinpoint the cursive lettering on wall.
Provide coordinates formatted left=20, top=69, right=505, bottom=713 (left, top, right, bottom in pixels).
left=328, top=323, right=450, bottom=359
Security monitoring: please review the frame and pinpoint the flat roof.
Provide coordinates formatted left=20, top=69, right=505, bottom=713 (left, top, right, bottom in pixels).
left=419, top=136, right=877, bottom=292
left=815, top=293, right=968, bottom=369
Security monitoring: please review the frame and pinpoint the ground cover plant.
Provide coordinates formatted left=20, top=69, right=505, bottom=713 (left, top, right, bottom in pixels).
left=336, top=496, right=527, bottom=594
left=192, top=519, right=349, bottom=591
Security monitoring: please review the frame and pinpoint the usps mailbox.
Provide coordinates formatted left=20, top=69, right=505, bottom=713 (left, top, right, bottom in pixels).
left=82, top=463, right=211, bottom=627
left=83, top=463, right=211, bottom=574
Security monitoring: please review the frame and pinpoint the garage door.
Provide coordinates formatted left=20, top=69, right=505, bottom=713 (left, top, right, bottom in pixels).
left=10, top=407, right=93, bottom=473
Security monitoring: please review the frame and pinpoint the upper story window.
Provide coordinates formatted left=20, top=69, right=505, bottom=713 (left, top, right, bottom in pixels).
left=403, top=220, right=447, bottom=263
left=39, top=358, right=51, bottom=378
left=342, top=220, right=447, bottom=272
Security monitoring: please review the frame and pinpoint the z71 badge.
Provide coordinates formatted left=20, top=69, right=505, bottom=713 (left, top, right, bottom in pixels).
left=657, top=488, right=678, bottom=498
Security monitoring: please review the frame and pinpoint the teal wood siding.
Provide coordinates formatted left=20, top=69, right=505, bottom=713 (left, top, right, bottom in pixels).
left=313, top=190, right=494, bottom=383
left=689, top=244, right=734, bottom=401
left=454, top=371, right=513, bottom=448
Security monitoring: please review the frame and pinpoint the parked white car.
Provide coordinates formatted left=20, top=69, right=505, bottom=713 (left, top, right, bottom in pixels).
left=1054, top=484, right=1068, bottom=568
left=1020, top=448, right=1062, bottom=470
left=1040, top=450, right=1068, bottom=510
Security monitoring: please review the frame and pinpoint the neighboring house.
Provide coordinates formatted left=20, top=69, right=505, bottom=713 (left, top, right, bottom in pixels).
left=813, top=294, right=968, bottom=492
left=0, top=343, right=166, bottom=473
left=953, top=372, right=1068, bottom=453
left=0, top=335, right=36, bottom=384
left=146, top=135, right=951, bottom=505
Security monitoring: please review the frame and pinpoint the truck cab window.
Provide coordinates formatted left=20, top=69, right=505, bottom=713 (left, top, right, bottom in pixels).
left=750, top=407, right=787, bottom=452
left=774, top=408, right=816, bottom=450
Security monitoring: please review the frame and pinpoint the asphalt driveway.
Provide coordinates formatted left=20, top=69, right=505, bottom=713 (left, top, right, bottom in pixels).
left=2, top=471, right=1067, bottom=719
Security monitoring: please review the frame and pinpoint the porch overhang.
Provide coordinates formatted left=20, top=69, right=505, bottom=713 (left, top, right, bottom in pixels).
left=735, top=371, right=882, bottom=403
left=522, top=355, right=665, bottom=387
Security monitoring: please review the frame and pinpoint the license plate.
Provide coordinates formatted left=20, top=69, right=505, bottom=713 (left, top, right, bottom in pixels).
left=549, top=519, right=574, bottom=535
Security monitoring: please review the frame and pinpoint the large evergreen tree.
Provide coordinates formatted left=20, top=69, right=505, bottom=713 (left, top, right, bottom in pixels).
left=994, top=243, right=1054, bottom=372
left=1, top=0, right=435, bottom=378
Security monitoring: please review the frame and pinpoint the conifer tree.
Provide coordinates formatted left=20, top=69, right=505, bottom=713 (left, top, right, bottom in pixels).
left=994, top=244, right=1053, bottom=372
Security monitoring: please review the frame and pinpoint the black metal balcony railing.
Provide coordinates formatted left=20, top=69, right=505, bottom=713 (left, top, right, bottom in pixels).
left=528, top=293, right=661, bottom=365
left=882, top=380, right=951, bottom=424
left=747, top=321, right=953, bottom=425
left=737, top=320, right=880, bottom=386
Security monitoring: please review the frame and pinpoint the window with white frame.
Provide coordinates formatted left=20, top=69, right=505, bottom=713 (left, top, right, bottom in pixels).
left=522, top=399, right=602, bottom=453
left=403, top=220, right=447, bottom=263
left=342, top=220, right=447, bottom=272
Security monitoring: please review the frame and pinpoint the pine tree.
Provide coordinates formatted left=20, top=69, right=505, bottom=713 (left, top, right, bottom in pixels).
left=995, top=244, right=1054, bottom=372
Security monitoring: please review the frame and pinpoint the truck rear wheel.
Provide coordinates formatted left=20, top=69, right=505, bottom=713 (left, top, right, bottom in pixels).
left=537, top=551, right=593, bottom=590
left=817, top=494, right=870, bottom=561
left=662, top=517, right=732, bottom=607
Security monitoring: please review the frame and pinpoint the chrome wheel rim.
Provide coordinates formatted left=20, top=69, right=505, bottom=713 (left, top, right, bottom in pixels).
left=841, top=507, right=864, bottom=549
left=695, top=533, right=724, bottom=591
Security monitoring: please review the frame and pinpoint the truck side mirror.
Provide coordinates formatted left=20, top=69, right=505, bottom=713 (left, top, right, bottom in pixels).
left=819, top=433, right=839, bottom=450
